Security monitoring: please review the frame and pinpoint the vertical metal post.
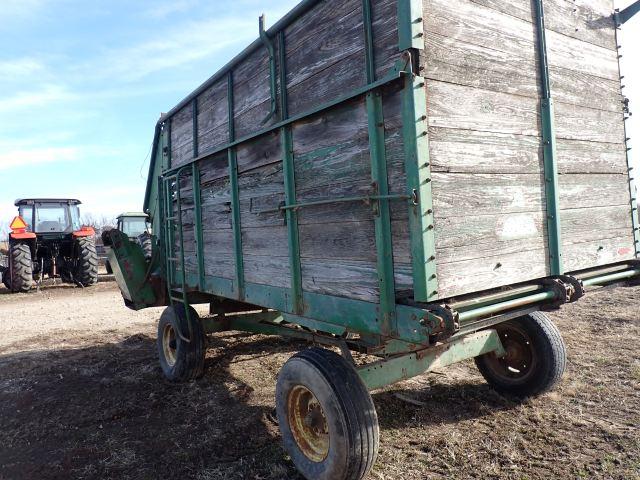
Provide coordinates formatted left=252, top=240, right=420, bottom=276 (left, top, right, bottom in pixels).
left=402, top=73, right=438, bottom=301
left=278, top=30, right=304, bottom=314
left=397, top=0, right=424, bottom=50
left=533, top=0, right=563, bottom=275
left=192, top=162, right=205, bottom=290
left=166, top=118, right=173, bottom=170
left=192, top=98, right=199, bottom=158
left=363, top=0, right=397, bottom=334
left=397, top=0, right=437, bottom=302
left=228, top=71, right=245, bottom=300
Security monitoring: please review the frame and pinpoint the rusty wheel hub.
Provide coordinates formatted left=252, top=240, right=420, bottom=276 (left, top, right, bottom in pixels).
left=162, top=323, right=178, bottom=367
left=486, top=325, right=536, bottom=381
left=287, top=385, right=329, bottom=462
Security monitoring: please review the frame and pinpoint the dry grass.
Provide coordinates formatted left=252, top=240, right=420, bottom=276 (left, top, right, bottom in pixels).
left=0, top=282, right=638, bottom=479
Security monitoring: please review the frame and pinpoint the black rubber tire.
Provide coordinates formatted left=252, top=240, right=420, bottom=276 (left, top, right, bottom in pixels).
left=74, top=238, right=98, bottom=287
left=137, top=233, right=152, bottom=261
left=8, top=243, right=33, bottom=293
left=157, top=304, right=205, bottom=381
left=2, top=269, right=10, bottom=290
left=275, top=347, right=379, bottom=480
left=475, top=312, right=566, bottom=399
left=105, top=260, right=113, bottom=275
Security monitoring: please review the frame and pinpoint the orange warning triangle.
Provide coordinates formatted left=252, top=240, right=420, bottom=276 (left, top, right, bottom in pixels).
left=9, top=216, right=28, bottom=231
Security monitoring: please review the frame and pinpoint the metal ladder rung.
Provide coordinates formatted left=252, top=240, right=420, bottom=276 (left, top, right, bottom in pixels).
left=166, top=216, right=178, bottom=221
left=167, top=257, right=181, bottom=262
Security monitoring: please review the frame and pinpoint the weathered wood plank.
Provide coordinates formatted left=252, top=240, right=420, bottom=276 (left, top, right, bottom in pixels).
left=467, top=0, right=616, bottom=50
left=426, top=81, right=540, bottom=136
left=558, top=173, right=631, bottom=210
left=428, top=128, right=542, bottom=174
left=435, top=248, right=549, bottom=298
left=242, top=225, right=289, bottom=257
left=197, top=78, right=229, bottom=153
left=244, top=254, right=291, bottom=288
left=428, top=128, right=628, bottom=174
left=434, top=206, right=634, bottom=264
left=420, top=34, right=622, bottom=112
left=170, top=103, right=195, bottom=166
left=432, top=172, right=545, bottom=217
left=554, top=101, right=625, bottom=143
left=423, top=0, right=619, bottom=81
left=556, top=139, right=628, bottom=174
left=236, top=131, right=282, bottom=174
left=431, top=172, right=630, bottom=218
left=564, top=234, right=635, bottom=272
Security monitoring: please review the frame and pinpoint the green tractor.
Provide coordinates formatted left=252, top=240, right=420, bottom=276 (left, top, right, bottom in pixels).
left=105, top=212, right=152, bottom=274
left=1, top=199, right=98, bottom=292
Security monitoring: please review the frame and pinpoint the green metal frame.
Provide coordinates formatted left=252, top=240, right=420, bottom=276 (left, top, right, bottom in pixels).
left=363, top=0, right=398, bottom=334
left=397, top=0, right=424, bottom=50
left=533, top=0, right=563, bottom=275
left=278, top=30, right=304, bottom=314
left=402, top=71, right=438, bottom=301
left=357, top=329, right=505, bottom=390
left=615, top=0, right=640, bottom=25
left=227, top=71, right=246, bottom=300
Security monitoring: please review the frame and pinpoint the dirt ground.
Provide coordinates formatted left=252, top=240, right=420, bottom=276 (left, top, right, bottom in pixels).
left=0, top=281, right=638, bottom=480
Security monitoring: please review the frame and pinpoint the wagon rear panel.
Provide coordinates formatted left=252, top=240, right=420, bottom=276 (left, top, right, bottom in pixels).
left=422, top=0, right=634, bottom=298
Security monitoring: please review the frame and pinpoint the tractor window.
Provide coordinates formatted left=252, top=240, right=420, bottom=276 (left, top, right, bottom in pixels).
left=18, top=206, right=34, bottom=231
left=70, top=205, right=81, bottom=230
left=34, top=205, right=71, bottom=233
left=121, top=217, right=148, bottom=237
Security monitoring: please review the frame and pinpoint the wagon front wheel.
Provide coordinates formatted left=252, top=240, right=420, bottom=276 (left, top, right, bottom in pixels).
left=475, top=311, right=566, bottom=398
left=275, top=347, right=379, bottom=480
left=157, top=304, right=205, bottom=381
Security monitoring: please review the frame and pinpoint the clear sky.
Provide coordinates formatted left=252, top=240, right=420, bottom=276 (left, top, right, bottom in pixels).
left=0, top=0, right=299, bottom=224
left=0, top=0, right=639, bottom=225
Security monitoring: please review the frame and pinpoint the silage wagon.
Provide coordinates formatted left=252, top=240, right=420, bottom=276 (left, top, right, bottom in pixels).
left=104, top=0, right=640, bottom=478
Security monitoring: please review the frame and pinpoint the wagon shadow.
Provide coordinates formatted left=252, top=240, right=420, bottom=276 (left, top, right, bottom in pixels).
left=374, top=382, right=519, bottom=431
left=0, top=334, right=304, bottom=480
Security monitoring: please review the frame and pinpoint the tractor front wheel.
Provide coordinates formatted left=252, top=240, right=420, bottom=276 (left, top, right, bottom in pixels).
left=7, top=243, right=33, bottom=293
left=275, top=347, right=379, bottom=480
left=74, top=237, right=98, bottom=287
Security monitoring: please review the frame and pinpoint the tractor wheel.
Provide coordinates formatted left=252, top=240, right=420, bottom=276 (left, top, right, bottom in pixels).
left=74, top=237, right=98, bottom=287
left=8, top=243, right=33, bottom=293
left=137, top=233, right=152, bottom=261
left=475, top=312, right=566, bottom=399
left=275, top=347, right=379, bottom=480
left=157, top=304, right=205, bottom=381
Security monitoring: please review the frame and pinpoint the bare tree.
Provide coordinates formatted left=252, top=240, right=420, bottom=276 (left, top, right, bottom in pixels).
left=0, top=220, right=8, bottom=243
left=81, top=214, right=116, bottom=237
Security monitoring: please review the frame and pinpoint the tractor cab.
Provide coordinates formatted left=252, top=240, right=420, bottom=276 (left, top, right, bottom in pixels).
left=17, top=199, right=82, bottom=236
left=116, top=212, right=151, bottom=240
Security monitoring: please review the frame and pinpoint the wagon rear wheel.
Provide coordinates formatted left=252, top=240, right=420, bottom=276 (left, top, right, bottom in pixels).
left=157, top=304, right=205, bottom=381
left=275, top=347, right=379, bottom=480
left=475, top=311, right=566, bottom=398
